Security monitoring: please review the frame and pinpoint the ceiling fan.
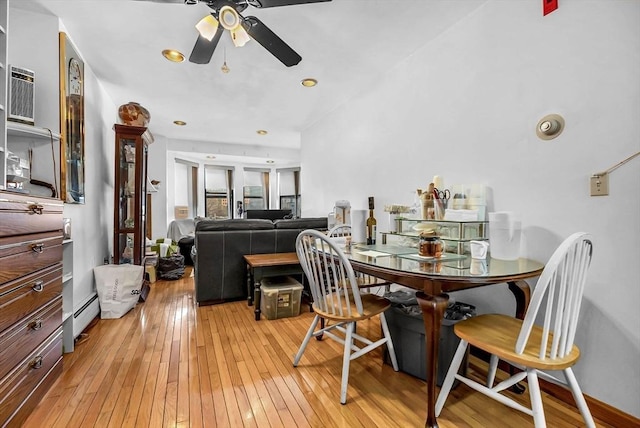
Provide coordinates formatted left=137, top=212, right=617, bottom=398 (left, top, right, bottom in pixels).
left=143, top=0, right=332, bottom=67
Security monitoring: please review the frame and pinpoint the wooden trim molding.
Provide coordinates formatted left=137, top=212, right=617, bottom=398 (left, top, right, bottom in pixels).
left=540, top=377, right=640, bottom=428
left=469, top=351, right=639, bottom=426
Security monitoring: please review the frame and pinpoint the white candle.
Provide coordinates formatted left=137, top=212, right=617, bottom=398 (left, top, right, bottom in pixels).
left=432, top=175, right=444, bottom=190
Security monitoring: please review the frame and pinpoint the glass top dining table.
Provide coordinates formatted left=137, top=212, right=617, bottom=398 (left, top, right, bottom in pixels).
left=343, top=243, right=545, bottom=428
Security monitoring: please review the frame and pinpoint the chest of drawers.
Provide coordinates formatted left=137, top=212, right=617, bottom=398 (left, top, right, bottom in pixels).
left=0, top=192, right=63, bottom=427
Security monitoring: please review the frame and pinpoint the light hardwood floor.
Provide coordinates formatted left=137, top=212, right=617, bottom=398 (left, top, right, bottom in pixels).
left=24, top=269, right=613, bottom=427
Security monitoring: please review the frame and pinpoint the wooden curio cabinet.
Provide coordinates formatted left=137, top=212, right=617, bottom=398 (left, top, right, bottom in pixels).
left=113, top=124, right=152, bottom=265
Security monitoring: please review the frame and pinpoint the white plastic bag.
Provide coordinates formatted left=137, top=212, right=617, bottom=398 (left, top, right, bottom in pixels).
left=94, top=264, right=144, bottom=319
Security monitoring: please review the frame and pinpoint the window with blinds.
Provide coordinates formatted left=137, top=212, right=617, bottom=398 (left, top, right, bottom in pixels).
left=243, top=168, right=269, bottom=210
left=277, top=168, right=300, bottom=218
left=205, top=165, right=234, bottom=218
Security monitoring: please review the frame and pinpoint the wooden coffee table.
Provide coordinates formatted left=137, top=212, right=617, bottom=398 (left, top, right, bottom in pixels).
left=244, top=252, right=304, bottom=321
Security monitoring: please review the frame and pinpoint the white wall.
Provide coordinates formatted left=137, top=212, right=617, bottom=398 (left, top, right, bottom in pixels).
left=146, top=137, right=299, bottom=238
left=301, top=0, right=640, bottom=417
left=146, top=133, right=168, bottom=241
left=169, top=154, right=298, bottom=217
left=173, top=162, right=189, bottom=206
left=7, top=8, right=59, bottom=190
left=13, top=0, right=639, bottom=417
left=10, top=8, right=116, bottom=306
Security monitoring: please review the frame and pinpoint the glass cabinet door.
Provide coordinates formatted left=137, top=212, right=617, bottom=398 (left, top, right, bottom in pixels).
left=117, top=138, right=137, bottom=231
left=116, top=232, right=135, bottom=264
left=113, top=124, right=150, bottom=265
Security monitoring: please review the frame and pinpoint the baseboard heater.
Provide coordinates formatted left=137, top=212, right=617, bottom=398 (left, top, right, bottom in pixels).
left=63, top=293, right=100, bottom=353
left=74, top=293, right=99, bottom=319
left=73, top=293, right=99, bottom=335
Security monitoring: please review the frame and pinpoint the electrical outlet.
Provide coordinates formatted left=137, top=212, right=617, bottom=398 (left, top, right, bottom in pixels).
left=590, top=173, right=609, bottom=196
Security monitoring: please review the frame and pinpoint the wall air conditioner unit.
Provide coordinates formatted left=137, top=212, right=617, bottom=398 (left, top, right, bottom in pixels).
left=8, top=65, right=35, bottom=125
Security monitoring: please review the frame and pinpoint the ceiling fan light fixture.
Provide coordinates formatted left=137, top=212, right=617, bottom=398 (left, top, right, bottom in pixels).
left=219, top=6, right=240, bottom=30
left=162, top=49, right=185, bottom=63
left=196, top=14, right=219, bottom=41
left=230, top=26, right=251, bottom=47
left=218, top=6, right=250, bottom=47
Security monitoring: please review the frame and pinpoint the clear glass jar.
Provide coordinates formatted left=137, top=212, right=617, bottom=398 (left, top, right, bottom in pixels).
left=419, top=233, right=443, bottom=258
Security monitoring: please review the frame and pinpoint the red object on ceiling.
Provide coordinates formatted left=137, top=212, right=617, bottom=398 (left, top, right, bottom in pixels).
left=543, top=0, right=558, bottom=16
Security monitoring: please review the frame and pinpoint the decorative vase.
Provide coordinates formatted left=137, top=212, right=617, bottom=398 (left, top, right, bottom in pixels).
left=118, top=102, right=151, bottom=127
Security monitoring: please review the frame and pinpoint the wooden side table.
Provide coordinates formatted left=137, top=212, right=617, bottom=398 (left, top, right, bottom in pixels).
left=244, top=252, right=304, bottom=321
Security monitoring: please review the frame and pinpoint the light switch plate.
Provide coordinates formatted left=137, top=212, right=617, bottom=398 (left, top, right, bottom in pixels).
left=590, top=174, right=609, bottom=196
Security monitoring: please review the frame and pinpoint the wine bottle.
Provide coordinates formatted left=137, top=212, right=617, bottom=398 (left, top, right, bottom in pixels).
left=366, top=196, right=377, bottom=245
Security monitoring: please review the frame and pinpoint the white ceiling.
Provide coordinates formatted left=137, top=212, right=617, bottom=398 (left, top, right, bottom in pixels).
left=17, top=0, right=486, bottom=163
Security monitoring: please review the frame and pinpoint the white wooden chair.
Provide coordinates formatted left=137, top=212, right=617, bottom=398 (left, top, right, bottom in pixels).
left=294, top=229, right=399, bottom=404
left=327, top=224, right=393, bottom=294
left=436, top=232, right=596, bottom=428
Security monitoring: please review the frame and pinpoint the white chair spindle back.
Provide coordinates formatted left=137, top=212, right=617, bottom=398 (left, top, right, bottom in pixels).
left=296, top=229, right=364, bottom=318
left=516, top=233, right=593, bottom=360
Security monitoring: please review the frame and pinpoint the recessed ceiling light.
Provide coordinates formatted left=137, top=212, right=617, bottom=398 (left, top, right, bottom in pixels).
left=173, top=120, right=187, bottom=126
left=162, top=49, right=185, bottom=63
left=256, top=130, right=268, bottom=135
left=301, top=78, right=317, bottom=87
left=266, top=160, right=275, bottom=164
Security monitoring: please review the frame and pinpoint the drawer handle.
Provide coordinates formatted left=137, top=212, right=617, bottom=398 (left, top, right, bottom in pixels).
left=32, top=356, right=43, bottom=369
left=32, top=281, right=44, bottom=292
left=31, top=319, right=43, bottom=331
left=30, top=204, right=44, bottom=215
left=31, top=243, right=45, bottom=253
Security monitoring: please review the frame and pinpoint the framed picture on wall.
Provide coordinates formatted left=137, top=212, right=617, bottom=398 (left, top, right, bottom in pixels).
left=59, top=32, right=86, bottom=204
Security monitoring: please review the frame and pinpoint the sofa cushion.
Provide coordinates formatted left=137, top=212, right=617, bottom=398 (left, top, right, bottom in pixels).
left=245, top=209, right=292, bottom=220
left=273, top=217, right=328, bottom=230
left=195, top=218, right=274, bottom=231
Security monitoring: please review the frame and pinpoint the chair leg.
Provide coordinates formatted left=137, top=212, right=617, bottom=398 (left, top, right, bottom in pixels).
left=563, top=368, right=596, bottom=428
left=294, top=315, right=320, bottom=366
left=526, top=369, right=546, bottom=428
left=487, top=354, right=499, bottom=387
left=316, top=318, right=325, bottom=341
left=379, top=312, right=398, bottom=371
left=435, top=339, right=469, bottom=416
left=340, top=321, right=355, bottom=404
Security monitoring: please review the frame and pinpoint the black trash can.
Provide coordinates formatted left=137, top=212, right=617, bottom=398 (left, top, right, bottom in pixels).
left=178, top=236, right=195, bottom=266
left=383, top=290, right=475, bottom=386
left=157, top=254, right=185, bottom=280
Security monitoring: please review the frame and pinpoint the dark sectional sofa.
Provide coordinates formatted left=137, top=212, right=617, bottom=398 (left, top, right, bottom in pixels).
left=193, top=217, right=327, bottom=305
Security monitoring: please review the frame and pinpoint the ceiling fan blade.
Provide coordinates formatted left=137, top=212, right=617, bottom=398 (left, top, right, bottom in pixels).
left=133, top=0, right=185, bottom=3
left=252, top=0, right=332, bottom=8
left=243, top=16, right=301, bottom=67
left=189, top=25, right=224, bottom=64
